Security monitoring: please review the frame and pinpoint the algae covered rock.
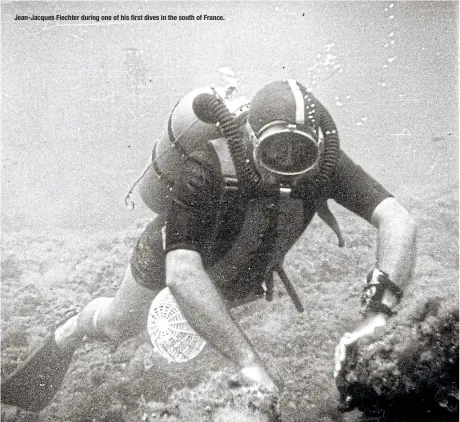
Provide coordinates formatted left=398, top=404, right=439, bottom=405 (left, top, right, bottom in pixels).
left=337, top=297, right=458, bottom=421
left=139, top=370, right=281, bottom=422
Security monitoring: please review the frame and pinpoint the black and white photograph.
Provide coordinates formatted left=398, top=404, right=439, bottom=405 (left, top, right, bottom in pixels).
left=1, top=1, right=458, bottom=421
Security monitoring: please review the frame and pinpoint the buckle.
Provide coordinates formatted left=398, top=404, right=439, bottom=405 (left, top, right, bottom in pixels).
left=360, top=270, right=403, bottom=317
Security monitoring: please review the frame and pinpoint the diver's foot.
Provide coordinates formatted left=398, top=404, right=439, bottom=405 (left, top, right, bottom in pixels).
left=1, top=314, right=80, bottom=412
left=54, top=314, right=84, bottom=350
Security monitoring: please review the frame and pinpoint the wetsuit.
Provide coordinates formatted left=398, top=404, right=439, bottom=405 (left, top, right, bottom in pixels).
left=131, top=145, right=392, bottom=304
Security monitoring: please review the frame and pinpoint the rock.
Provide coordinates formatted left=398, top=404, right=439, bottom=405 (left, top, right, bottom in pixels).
left=336, top=298, right=459, bottom=421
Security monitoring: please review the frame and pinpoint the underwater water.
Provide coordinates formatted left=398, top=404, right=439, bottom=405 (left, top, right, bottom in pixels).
left=1, top=1, right=458, bottom=232
left=1, top=2, right=458, bottom=421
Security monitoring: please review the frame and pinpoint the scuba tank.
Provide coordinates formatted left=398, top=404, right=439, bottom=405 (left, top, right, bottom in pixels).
left=138, top=86, right=251, bottom=214
left=133, top=78, right=344, bottom=246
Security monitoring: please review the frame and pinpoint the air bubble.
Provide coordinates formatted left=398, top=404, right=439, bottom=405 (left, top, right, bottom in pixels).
left=379, top=82, right=387, bottom=87
left=387, top=56, right=397, bottom=63
left=308, top=43, right=344, bottom=85
left=389, top=32, right=395, bottom=37
left=390, top=40, right=395, bottom=45
left=356, top=122, right=363, bottom=126
left=389, top=15, right=394, bottom=20
left=361, top=117, right=367, bottom=121
left=389, top=3, right=394, bottom=8
left=384, top=43, right=389, bottom=48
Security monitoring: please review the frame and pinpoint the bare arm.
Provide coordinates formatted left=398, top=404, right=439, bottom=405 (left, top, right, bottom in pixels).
left=165, top=248, right=277, bottom=390
left=370, top=197, right=417, bottom=308
left=350, top=197, right=417, bottom=336
left=335, top=197, right=417, bottom=380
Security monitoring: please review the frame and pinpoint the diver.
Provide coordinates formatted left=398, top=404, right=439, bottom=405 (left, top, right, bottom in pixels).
left=1, top=79, right=417, bottom=414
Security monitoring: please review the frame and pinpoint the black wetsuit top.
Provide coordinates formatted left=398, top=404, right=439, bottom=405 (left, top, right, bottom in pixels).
left=131, top=149, right=391, bottom=302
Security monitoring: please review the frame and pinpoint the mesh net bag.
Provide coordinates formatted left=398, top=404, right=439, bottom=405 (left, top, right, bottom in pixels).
left=147, top=287, right=207, bottom=363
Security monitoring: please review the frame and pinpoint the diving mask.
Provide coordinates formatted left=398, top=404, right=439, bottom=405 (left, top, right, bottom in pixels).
left=249, top=120, right=321, bottom=182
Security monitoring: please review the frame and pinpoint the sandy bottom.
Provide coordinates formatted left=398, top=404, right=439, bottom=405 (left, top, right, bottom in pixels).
left=1, top=182, right=458, bottom=421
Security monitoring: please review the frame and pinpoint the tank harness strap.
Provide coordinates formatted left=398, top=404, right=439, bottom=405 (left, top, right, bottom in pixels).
left=315, top=199, right=345, bottom=247
left=275, top=265, right=305, bottom=313
left=207, top=196, right=279, bottom=291
left=167, top=107, right=181, bottom=149
left=166, top=111, right=190, bottom=158
left=152, top=107, right=210, bottom=189
left=162, top=100, right=204, bottom=163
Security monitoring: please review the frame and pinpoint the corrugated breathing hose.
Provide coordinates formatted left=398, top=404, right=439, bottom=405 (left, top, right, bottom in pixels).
left=315, top=101, right=341, bottom=188
left=192, top=93, right=264, bottom=192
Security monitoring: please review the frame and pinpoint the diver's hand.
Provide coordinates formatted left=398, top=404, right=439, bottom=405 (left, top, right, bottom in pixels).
left=334, top=332, right=358, bottom=379
left=230, top=364, right=280, bottom=393
left=229, top=364, right=282, bottom=421
left=334, top=313, right=387, bottom=411
left=334, top=313, right=387, bottom=377
left=241, top=365, right=280, bottom=392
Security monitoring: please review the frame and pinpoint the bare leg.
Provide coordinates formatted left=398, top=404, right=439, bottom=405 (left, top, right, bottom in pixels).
left=1, top=264, right=162, bottom=412
left=55, top=263, right=161, bottom=350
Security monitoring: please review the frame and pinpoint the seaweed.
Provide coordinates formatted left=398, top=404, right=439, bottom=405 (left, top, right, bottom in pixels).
left=339, top=298, right=459, bottom=421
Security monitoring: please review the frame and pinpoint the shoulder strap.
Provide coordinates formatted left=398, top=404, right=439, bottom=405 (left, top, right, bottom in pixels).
left=315, top=199, right=345, bottom=247
left=209, top=137, right=237, bottom=178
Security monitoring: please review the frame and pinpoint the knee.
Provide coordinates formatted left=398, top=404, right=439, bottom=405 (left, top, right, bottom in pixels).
left=77, top=297, right=114, bottom=339
left=100, top=305, right=147, bottom=342
left=78, top=297, right=146, bottom=343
